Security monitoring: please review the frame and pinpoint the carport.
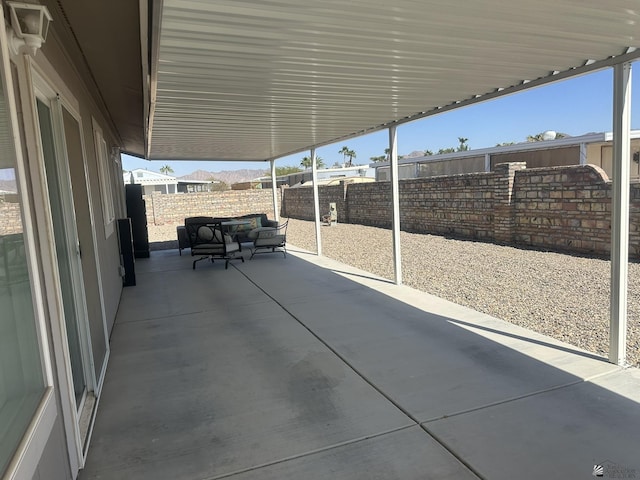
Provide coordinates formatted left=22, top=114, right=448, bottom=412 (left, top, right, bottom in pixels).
left=122, top=0, right=639, bottom=365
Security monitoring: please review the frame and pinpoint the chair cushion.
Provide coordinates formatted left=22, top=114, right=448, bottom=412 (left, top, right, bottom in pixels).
left=255, top=235, right=284, bottom=247
left=197, top=226, right=215, bottom=242
left=197, top=226, right=234, bottom=244
left=192, top=243, right=225, bottom=254
left=248, top=226, right=275, bottom=240
left=234, top=216, right=262, bottom=236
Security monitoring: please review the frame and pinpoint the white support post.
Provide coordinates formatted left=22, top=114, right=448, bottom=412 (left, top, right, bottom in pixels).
left=484, top=153, right=491, bottom=172
left=610, top=62, right=632, bottom=366
left=270, top=160, right=279, bottom=222
left=311, top=149, right=322, bottom=256
left=389, top=126, right=402, bottom=285
left=579, top=143, right=587, bottom=165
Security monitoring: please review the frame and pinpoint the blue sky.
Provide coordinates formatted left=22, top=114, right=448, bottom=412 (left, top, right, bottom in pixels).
left=122, top=62, right=639, bottom=177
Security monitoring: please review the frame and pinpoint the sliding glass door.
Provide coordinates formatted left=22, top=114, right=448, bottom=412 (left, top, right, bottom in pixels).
left=36, top=98, right=89, bottom=408
left=0, top=57, right=46, bottom=480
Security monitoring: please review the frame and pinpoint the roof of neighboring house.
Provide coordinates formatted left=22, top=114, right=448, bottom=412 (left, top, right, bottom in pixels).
left=123, top=169, right=215, bottom=186
left=371, top=130, right=640, bottom=168
left=290, top=176, right=376, bottom=188
left=123, top=169, right=178, bottom=186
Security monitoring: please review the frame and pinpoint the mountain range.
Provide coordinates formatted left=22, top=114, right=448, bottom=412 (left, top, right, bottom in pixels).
left=0, top=179, right=17, bottom=193
left=179, top=169, right=267, bottom=185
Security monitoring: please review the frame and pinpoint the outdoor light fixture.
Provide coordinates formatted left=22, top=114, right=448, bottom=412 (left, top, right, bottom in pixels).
left=6, top=1, right=52, bottom=56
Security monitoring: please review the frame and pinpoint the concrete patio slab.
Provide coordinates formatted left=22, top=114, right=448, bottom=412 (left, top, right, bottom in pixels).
left=81, top=247, right=640, bottom=479
left=81, top=258, right=415, bottom=479
left=226, top=426, right=477, bottom=480
left=425, top=368, right=640, bottom=479
left=240, top=250, right=620, bottom=422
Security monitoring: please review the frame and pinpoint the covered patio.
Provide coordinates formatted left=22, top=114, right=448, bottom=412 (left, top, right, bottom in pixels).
left=80, top=247, right=640, bottom=479
left=5, top=1, right=640, bottom=479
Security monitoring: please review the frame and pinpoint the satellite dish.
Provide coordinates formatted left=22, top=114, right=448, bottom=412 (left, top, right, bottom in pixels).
left=541, top=130, right=557, bottom=141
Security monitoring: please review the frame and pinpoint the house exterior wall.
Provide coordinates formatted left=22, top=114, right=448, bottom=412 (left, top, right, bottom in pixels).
left=376, top=140, right=640, bottom=182
left=1, top=6, right=126, bottom=478
left=596, top=140, right=640, bottom=179
left=490, top=146, right=579, bottom=169
left=30, top=413, right=72, bottom=480
left=38, top=28, right=124, bottom=333
left=416, top=155, right=485, bottom=178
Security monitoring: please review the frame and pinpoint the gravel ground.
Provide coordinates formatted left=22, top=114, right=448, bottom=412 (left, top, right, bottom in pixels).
left=148, top=220, right=640, bottom=367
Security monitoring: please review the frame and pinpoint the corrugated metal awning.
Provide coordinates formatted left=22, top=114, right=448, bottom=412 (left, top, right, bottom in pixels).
left=147, top=0, right=640, bottom=162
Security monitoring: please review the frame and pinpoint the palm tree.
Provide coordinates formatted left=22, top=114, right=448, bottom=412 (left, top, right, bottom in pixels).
left=275, top=166, right=303, bottom=176
left=159, top=164, right=174, bottom=175
left=437, top=147, right=456, bottom=154
left=339, top=146, right=350, bottom=164
left=346, top=149, right=356, bottom=167
left=457, top=137, right=469, bottom=151
left=300, top=155, right=324, bottom=169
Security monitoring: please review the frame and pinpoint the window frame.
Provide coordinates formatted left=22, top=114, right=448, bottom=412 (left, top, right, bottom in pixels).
left=0, top=15, right=56, bottom=480
left=92, top=121, right=115, bottom=238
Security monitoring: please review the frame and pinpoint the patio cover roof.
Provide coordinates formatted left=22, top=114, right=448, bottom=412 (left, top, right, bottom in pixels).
left=53, top=1, right=640, bottom=161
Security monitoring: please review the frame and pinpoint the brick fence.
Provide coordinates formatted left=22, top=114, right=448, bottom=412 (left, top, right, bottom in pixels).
left=281, top=162, right=640, bottom=258
left=0, top=198, right=23, bottom=235
left=144, top=189, right=277, bottom=224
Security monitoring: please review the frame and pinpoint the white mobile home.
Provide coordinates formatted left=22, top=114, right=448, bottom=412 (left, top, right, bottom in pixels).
left=373, top=131, right=640, bottom=181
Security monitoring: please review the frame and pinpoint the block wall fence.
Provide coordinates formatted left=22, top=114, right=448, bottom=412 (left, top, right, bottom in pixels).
left=281, top=162, right=640, bottom=258
left=144, top=189, right=276, bottom=224
left=0, top=199, right=23, bottom=235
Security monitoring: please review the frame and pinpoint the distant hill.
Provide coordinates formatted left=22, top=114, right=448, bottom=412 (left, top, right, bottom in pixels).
left=0, top=179, right=17, bottom=193
left=404, top=150, right=427, bottom=158
left=179, top=168, right=267, bottom=185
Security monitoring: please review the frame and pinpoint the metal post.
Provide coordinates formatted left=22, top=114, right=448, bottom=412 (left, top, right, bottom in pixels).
left=311, top=149, right=322, bottom=255
left=484, top=153, right=491, bottom=172
left=270, top=160, right=279, bottom=222
left=389, top=126, right=402, bottom=285
left=610, top=62, right=632, bottom=366
left=579, top=143, right=587, bottom=165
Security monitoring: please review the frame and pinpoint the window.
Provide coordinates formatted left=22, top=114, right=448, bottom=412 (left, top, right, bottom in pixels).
left=0, top=57, right=46, bottom=478
left=93, top=123, right=115, bottom=237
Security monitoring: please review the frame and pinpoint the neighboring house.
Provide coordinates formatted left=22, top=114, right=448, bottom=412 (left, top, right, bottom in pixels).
left=123, top=168, right=214, bottom=194
left=373, top=131, right=640, bottom=181
left=123, top=168, right=178, bottom=194
left=260, top=165, right=375, bottom=188
left=176, top=172, right=219, bottom=193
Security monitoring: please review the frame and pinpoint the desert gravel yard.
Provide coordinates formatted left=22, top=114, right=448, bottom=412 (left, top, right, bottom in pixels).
left=148, top=219, right=640, bottom=367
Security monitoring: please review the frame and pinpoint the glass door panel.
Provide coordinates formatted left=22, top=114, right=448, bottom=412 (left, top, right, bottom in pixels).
left=36, top=99, right=86, bottom=408
left=0, top=60, right=45, bottom=478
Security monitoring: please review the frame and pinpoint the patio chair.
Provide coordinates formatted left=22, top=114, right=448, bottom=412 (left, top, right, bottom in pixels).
left=187, top=219, right=243, bottom=269
left=249, top=220, right=288, bottom=259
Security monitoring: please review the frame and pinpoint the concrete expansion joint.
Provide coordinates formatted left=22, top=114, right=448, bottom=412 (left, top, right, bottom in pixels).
left=421, top=368, right=621, bottom=426
left=203, top=425, right=417, bottom=480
